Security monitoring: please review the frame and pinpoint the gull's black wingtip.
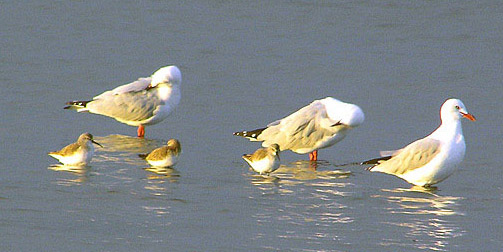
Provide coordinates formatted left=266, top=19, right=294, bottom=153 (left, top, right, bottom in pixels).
left=361, top=156, right=392, bottom=166
left=233, top=128, right=266, bottom=139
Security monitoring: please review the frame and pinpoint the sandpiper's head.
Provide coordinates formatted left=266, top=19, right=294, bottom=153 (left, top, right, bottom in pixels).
left=150, top=65, right=182, bottom=88
left=167, top=139, right=181, bottom=152
left=269, top=144, right=280, bottom=155
left=78, top=133, right=93, bottom=142
left=440, top=98, right=476, bottom=123
left=78, top=132, right=103, bottom=147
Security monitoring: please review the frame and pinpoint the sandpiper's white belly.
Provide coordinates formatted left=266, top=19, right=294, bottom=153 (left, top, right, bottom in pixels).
left=246, top=157, right=279, bottom=174
left=147, top=155, right=178, bottom=168
left=50, top=147, right=94, bottom=166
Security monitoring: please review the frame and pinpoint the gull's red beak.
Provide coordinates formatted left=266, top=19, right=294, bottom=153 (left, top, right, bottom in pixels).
left=461, top=112, right=476, bottom=121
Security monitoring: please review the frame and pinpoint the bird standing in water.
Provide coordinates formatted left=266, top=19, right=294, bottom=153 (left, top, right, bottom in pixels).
left=139, top=139, right=182, bottom=168
left=242, top=144, right=281, bottom=175
left=65, top=65, right=182, bottom=138
left=367, top=98, right=475, bottom=187
left=234, top=97, right=364, bottom=161
left=48, top=132, right=103, bottom=166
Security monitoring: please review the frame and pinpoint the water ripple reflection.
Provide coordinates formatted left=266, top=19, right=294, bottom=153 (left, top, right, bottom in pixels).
left=374, top=187, right=464, bottom=251
left=48, top=164, right=90, bottom=186
left=94, top=134, right=161, bottom=154
left=144, top=167, right=180, bottom=183
left=247, top=160, right=355, bottom=251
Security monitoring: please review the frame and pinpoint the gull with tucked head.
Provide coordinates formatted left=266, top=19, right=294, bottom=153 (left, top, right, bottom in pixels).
left=64, top=65, right=182, bottom=138
left=234, top=97, right=364, bottom=161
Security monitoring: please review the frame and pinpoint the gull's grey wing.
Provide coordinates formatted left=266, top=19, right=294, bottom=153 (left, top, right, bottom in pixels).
left=379, top=149, right=403, bottom=157
left=259, top=100, right=340, bottom=152
left=264, top=101, right=322, bottom=128
left=87, top=88, right=162, bottom=122
left=370, top=138, right=441, bottom=175
left=93, top=77, right=152, bottom=100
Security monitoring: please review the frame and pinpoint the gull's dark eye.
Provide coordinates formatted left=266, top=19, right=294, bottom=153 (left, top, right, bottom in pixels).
left=455, top=105, right=460, bottom=110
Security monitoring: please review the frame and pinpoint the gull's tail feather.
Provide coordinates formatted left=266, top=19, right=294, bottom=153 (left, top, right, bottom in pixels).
left=233, top=127, right=266, bottom=141
left=138, top=153, right=148, bottom=159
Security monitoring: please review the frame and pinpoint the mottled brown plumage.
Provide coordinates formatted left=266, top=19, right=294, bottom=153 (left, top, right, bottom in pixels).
left=242, top=144, right=280, bottom=175
left=139, top=139, right=181, bottom=167
left=48, top=133, right=102, bottom=166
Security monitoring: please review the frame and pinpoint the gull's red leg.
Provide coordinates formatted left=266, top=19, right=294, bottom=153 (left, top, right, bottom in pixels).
left=137, top=125, right=145, bottom=138
left=309, top=150, right=318, bottom=161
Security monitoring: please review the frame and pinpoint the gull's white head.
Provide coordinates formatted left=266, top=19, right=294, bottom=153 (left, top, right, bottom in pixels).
left=150, top=65, right=182, bottom=87
left=440, top=98, right=476, bottom=123
left=323, top=97, right=365, bottom=127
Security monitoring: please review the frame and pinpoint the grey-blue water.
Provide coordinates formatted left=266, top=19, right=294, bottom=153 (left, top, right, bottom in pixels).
left=1, top=1, right=502, bottom=251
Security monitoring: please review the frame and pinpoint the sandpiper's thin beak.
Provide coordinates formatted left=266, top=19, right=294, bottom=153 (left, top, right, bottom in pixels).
left=461, top=112, right=476, bottom=121
left=92, top=140, right=104, bottom=148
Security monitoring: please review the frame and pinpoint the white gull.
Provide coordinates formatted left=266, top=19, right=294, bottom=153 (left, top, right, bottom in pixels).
left=65, top=65, right=181, bottom=137
left=367, top=98, right=476, bottom=187
left=234, top=97, right=364, bottom=161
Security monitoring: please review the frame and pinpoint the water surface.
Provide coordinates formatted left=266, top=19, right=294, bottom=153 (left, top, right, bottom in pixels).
left=1, top=1, right=502, bottom=251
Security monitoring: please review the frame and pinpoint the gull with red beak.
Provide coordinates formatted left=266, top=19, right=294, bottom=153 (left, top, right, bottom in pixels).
left=367, top=98, right=476, bottom=187
left=64, top=65, right=181, bottom=137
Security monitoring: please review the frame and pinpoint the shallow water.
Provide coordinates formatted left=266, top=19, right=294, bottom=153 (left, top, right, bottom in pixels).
left=1, top=1, right=502, bottom=251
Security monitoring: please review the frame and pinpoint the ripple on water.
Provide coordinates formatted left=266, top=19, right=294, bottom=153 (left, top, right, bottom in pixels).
left=245, top=159, right=357, bottom=250
left=373, top=187, right=465, bottom=251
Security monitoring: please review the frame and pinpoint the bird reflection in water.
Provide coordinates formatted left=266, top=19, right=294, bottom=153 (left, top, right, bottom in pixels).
left=247, top=160, right=354, bottom=247
left=250, top=174, right=281, bottom=185
left=143, top=168, right=181, bottom=200
left=249, top=160, right=352, bottom=187
left=93, top=134, right=166, bottom=166
left=249, top=160, right=353, bottom=196
left=144, top=167, right=180, bottom=183
left=375, top=187, right=464, bottom=251
left=48, top=164, right=90, bottom=185
left=278, top=160, right=351, bottom=180
left=94, top=134, right=161, bottom=154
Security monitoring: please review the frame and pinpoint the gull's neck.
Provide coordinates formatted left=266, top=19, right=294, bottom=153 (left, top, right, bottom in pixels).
left=429, top=118, right=463, bottom=142
left=157, top=84, right=179, bottom=102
